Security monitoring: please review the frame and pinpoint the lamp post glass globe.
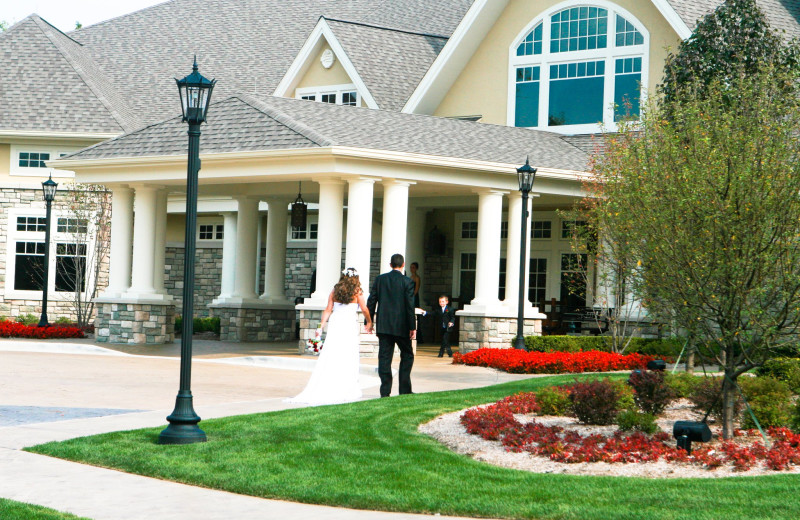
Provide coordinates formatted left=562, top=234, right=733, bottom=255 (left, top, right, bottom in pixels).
left=514, top=158, right=537, bottom=350
left=159, top=58, right=215, bottom=445
left=38, top=175, right=58, bottom=328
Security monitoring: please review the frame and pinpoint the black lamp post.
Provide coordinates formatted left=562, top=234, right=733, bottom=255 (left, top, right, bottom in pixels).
left=159, top=58, right=215, bottom=445
left=513, top=158, right=537, bottom=350
left=38, top=175, right=58, bottom=328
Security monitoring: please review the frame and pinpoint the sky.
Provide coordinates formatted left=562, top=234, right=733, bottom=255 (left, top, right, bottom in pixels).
left=2, top=0, right=167, bottom=32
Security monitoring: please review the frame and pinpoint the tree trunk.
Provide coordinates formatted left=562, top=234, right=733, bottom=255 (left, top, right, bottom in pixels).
left=685, top=343, right=695, bottom=375
left=721, top=365, right=736, bottom=440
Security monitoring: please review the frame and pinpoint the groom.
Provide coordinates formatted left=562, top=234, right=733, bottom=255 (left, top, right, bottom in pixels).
left=367, top=253, right=417, bottom=397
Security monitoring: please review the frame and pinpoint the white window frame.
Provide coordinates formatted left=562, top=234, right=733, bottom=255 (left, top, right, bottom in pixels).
left=197, top=218, right=224, bottom=242
left=9, top=144, right=80, bottom=177
left=295, top=83, right=360, bottom=106
left=288, top=214, right=319, bottom=242
left=506, top=0, right=650, bottom=135
left=4, top=207, right=98, bottom=300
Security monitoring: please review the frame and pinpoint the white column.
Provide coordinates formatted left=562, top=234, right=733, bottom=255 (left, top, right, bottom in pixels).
left=405, top=206, right=426, bottom=301
left=467, top=189, right=506, bottom=311
left=125, top=185, right=158, bottom=297
left=345, top=178, right=375, bottom=295
left=379, top=180, right=412, bottom=273
left=309, top=179, right=345, bottom=303
left=261, top=197, right=292, bottom=305
left=152, top=188, right=169, bottom=298
left=232, top=196, right=260, bottom=302
left=216, top=212, right=237, bottom=300
left=504, top=194, right=532, bottom=310
left=104, top=186, right=133, bottom=297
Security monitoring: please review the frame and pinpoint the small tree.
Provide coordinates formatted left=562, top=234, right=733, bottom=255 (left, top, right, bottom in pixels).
left=55, top=184, right=111, bottom=328
left=593, top=68, right=800, bottom=439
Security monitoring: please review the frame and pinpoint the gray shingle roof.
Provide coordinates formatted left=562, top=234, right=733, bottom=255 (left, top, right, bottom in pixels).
left=667, top=0, right=800, bottom=38
left=65, top=0, right=473, bottom=126
left=325, top=19, right=447, bottom=111
left=65, top=94, right=589, bottom=171
left=0, top=15, right=140, bottom=133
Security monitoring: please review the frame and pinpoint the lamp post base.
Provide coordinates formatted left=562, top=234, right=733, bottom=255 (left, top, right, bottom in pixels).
left=513, top=334, right=527, bottom=350
left=159, top=393, right=206, bottom=445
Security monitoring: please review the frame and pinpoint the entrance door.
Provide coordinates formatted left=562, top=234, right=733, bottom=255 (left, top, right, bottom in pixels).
left=560, top=253, right=587, bottom=312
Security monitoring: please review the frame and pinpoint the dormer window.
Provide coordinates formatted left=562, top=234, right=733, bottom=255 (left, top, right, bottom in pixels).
left=296, top=84, right=360, bottom=107
left=509, top=3, right=648, bottom=134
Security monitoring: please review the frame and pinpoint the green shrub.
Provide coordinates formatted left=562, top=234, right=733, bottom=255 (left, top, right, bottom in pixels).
left=534, top=386, right=571, bottom=416
left=628, top=370, right=675, bottom=415
left=523, top=335, right=683, bottom=359
left=757, top=358, right=800, bottom=393
left=612, top=379, right=637, bottom=413
left=739, top=376, right=793, bottom=429
left=54, top=317, right=73, bottom=325
left=15, top=314, right=39, bottom=326
left=665, top=372, right=704, bottom=399
left=566, top=378, right=622, bottom=425
left=791, top=399, right=800, bottom=433
left=616, top=410, right=660, bottom=434
left=174, top=316, right=221, bottom=335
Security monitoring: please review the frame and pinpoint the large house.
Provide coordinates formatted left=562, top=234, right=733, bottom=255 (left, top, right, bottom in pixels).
left=2, top=0, right=798, bottom=352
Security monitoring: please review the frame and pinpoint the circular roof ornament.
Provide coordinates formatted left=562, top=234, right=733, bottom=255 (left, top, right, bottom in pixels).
left=321, top=49, right=335, bottom=69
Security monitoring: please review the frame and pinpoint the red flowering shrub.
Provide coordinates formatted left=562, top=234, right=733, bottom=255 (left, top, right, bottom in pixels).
left=459, top=393, right=800, bottom=471
left=628, top=370, right=675, bottom=415
left=453, top=348, right=652, bottom=374
left=568, top=379, right=622, bottom=425
left=0, top=319, right=84, bottom=339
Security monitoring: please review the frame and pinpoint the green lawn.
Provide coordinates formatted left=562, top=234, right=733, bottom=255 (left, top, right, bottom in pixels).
left=0, top=499, right=90, bottom=520
left=27, top=375, right=800, bottom=520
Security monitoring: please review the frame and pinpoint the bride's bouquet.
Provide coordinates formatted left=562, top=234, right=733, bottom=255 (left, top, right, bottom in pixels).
left=306, top=326, right=324, bottom=355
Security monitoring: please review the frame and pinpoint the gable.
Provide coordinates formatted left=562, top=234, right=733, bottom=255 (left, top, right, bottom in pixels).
left=294, top=42, right=357, bottom=95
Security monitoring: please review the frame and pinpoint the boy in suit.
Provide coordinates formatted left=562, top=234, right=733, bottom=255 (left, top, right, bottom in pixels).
left=367, top=253, right=417, bottom=397
left=428, top=295, right=455, bottom=357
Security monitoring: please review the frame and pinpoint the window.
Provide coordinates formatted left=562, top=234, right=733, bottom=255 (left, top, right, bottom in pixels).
left=19, top=152, right=50, bottom=168
left=532, top=220, right=552, bottom=239
left=17, top=216, right=47, bottom=232
left=560, top=253, right=587, bottom=310
left=57, top=218, right=88, bottom=234
left=498, top=257, right=507, bottom=300
left=561, top=220, right=587, bottom=239
left=291, top=221, right=318, bottom=240
left=459, top=252, right=477, bottom=301
left=198, top=223, right=223, bottom=241
left=461, top=221, right=478, bottom=239
left=295, top=84, right=360, bottom=107
left=529, top=258, right=548, bottom=304
left=55, top=243, right=87, bottom=292
left=14, top=242, right=45, bottom=291
left=510, top=3, right=647, bottom=132
left=341, top=91, right=358, bottom=106
left=500, top=221, right=508, bottom=239
left=548, top=60, right=605, bottom=126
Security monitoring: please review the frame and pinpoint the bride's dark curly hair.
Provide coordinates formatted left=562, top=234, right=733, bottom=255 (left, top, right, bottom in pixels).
left=333, top=274, right=362, bottom=303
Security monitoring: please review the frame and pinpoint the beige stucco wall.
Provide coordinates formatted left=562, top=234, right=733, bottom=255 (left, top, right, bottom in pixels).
left=294, top=43, right=354, bottom=94
left=0, top=144, right=10, bottom=178
left=433, top=0, right=682, bottom=124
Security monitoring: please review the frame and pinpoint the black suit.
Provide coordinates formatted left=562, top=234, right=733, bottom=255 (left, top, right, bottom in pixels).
left=367, top=269, right=416, bottom=396
left=430, top=305, right=455, bottom=356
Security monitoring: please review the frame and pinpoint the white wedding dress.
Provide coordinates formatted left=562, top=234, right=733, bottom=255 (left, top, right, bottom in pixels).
left=287, top=302, right=362, bottom=405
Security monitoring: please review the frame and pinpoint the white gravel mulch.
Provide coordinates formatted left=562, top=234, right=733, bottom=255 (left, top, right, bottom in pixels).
left=419, top=399, right=800, bottom=479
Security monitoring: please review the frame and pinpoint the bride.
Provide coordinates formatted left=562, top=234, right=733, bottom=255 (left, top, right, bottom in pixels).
left=287, top=267, right=373, bottom=405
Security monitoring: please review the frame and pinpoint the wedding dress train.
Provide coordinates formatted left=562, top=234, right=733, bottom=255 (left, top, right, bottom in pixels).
left=287, top=302, right=362, bottom=405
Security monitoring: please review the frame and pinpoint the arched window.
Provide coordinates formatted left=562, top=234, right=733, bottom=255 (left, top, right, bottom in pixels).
left=509, top=2, right=648, bottom=133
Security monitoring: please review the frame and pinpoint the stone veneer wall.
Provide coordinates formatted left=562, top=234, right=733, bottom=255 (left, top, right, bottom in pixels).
left=95, top=302, right=175, bottom=344
left=215, top=306, right=295, bottom=342
left=164, top=246, right=222, bottom=317
left=0, top=186, right=109, bottom=322
left=422, top=247, right=454, bottom=308
left=458, top=316, right=542, bottom=353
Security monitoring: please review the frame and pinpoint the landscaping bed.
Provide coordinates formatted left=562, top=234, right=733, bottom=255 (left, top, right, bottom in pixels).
left=453, top=347, right=653, bottom=373
left=0, top=319, right=85, bottom=339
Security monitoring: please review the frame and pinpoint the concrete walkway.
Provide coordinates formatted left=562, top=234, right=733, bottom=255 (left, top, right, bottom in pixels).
left=0, top=337, right=529, bottom=519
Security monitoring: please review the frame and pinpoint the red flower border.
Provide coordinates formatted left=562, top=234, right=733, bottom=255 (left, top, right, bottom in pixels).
left=453, top=348, right=653, bottom=374
left=0, top=320, right=85, bottom=339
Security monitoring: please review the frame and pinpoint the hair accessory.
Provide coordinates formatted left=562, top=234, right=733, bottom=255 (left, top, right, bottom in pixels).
left=342, top=267, right=358, bottom=277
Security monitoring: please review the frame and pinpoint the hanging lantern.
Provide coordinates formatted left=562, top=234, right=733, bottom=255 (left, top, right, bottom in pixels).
left=291, top=181, right=307, bottom=230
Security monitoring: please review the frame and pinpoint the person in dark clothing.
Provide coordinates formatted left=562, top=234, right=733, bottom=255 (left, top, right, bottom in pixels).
left=426, top=295, right=455, bottom=357
left=367, top=253, right=417, bottom=397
